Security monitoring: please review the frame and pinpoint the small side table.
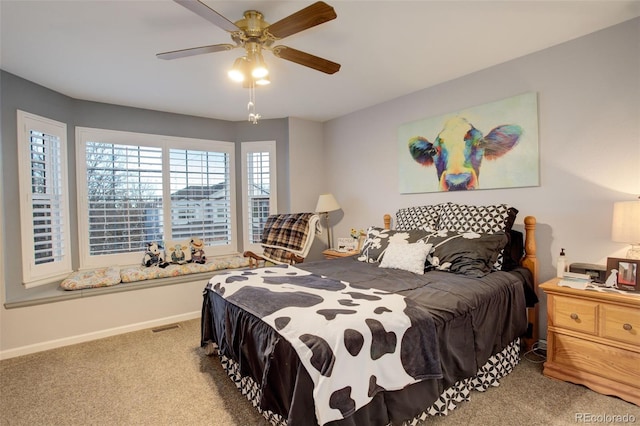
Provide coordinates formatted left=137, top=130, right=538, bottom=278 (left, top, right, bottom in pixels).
left=540, top=277, right=640, bottom=405
left=322, top=249, right=359, bottom=260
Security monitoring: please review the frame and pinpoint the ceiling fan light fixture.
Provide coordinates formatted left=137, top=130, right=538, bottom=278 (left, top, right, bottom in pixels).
left=255, top=76, right=271, bottom=86
left=250, top=51, right=269, bottom=79
left=228, top=69, right=245, bottom=83
left=228, top=56, right=248, bottom=82
left=251, top=65, right=269, bottom=79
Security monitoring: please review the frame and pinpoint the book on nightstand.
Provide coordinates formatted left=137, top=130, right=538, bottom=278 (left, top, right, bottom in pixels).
left=558, top=272, right=592, bottom=289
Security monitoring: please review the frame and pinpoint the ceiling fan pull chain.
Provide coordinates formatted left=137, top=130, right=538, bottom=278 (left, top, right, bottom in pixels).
left=247, top=82, right=260, bottom=124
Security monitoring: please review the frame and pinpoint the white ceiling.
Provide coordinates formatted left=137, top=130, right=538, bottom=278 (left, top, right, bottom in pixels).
left=2, top=1, right=639, bottom=122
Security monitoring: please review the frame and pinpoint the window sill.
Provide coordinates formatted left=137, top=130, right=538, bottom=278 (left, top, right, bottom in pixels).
left=4, top=268, right=244, bottom=309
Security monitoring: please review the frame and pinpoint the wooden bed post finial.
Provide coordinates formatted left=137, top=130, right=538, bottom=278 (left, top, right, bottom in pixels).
left=522, top=216, right=538, bottom=283
left=523, top=216, right=537, bottom=254
left=383, top=214, right=391, bottom=230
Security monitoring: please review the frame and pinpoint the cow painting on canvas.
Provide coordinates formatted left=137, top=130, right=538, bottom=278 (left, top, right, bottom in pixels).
left=398, top=92, right=539, bottom=194
left=408, top=117, right=523, bottom=191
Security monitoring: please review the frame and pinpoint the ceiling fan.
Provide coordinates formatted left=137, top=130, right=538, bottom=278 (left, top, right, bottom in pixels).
left=157, top=0, right=341, bottom=78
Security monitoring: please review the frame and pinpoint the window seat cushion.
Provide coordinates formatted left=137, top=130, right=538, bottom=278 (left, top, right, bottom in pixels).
left=60, top=255, right=250, bottom=290
left=60, top=267, right=122, bottom=290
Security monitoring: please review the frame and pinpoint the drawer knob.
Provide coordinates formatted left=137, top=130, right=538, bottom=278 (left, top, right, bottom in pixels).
left=570, top=313, right=579, bottom=320
left=623, top=323, right=633, bottom=331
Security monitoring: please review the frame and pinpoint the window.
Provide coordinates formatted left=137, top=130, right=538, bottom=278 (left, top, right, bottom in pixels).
left=76, top=128, right=236, bottom=269
left=17, top=111, right=72, bottom=287
left=241, top=141, right=277, bottom=253
left=169, top=148, right=233, bottom=244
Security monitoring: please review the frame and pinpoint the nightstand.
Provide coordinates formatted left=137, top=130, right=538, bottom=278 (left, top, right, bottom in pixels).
left=322, top=249, right=358, bottom=260
left=540, top=278, right=640, bottom=405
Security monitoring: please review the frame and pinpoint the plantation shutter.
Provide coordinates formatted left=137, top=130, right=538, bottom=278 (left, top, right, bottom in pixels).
left=85, top=142, right=164, bottom=255
left=246, top=151, right=271, bottom=244
left=169, top=149, right=232, bottom=245
left=18, top=110, right=72, bottom=287
left=29, top=131, right=66, bottom=264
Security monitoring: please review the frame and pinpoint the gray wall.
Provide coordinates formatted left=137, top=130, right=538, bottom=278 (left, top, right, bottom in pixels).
left=322, top=18, right=640, bottom=338
left=0, top=71, right=302, bottom=356
left=288, top=118, right=327, bottom=260
left=0, top=70, right=289, bottom=301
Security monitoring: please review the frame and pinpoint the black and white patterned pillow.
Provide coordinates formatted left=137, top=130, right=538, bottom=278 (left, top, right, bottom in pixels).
left=357, top=227, right=430, bottom=263
left=395, top=204, right=443, bottom=231
left=437, top=203, right=518, bottom=269
left=426, top=230, right=509, bottom=277
left=437, top=203, right=517, bottom=233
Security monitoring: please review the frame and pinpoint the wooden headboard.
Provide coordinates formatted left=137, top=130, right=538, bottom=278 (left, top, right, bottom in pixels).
left=383, top=213, right=539, bottom=350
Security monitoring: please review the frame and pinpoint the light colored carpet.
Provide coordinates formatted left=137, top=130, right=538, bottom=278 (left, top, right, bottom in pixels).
left=1, top=319, right=638, bottom=425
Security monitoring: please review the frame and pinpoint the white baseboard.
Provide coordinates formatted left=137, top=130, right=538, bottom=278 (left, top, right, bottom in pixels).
left=0, top=311, right=200, bottom=360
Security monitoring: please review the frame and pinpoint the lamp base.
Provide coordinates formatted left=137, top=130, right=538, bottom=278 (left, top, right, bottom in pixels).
left=627, top=244, right=640, bottom=260
left=322, top=211, right=333, bottom=250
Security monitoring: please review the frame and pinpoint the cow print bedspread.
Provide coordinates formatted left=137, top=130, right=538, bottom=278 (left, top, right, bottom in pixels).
left=208, top=264, right=443, bottom=425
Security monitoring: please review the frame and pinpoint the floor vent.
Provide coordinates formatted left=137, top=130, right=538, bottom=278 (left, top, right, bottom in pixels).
left=152, top=324, right=181, bottom=333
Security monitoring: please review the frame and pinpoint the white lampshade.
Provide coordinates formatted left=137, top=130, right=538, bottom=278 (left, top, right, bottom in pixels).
left=612, top=199, right=640, bottom=259
left=315, top=193, right=340, bottom=213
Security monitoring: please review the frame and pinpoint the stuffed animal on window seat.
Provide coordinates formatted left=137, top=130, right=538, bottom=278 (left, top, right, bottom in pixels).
left=190, top=237, right=207, bottom=264
left=142, top=242, right=169, bottom=268
left=167, top=242, right=190, bottom=264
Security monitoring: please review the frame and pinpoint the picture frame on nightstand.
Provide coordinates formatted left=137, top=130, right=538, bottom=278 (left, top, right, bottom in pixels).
left=606, top=257, right=640, bottom=292
left=336, top=237, right=357, bottom=252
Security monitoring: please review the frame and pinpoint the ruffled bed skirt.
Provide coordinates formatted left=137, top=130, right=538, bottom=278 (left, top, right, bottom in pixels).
left=211, top=338, right=521, bottom=426
left=403, top=338, right=521, bottom=423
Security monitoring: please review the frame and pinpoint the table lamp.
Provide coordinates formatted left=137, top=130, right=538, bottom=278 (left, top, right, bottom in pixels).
left=612, top=198, right=640, bottom=259
left=315, top=193, right=340, bottom=249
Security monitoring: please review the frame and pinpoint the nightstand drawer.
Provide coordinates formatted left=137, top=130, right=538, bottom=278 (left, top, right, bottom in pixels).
left=553, top=333, right=640, bottom=388
left=600, top=304, right=640, bottom=346
left=553, top=296, right=598, bottom=335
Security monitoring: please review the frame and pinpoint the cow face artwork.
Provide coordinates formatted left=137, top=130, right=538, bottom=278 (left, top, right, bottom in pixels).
left=408, top=117, right=522, bottom=191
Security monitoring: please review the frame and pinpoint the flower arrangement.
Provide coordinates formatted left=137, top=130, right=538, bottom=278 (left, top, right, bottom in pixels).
left=350, top=228, right=366, bottom=250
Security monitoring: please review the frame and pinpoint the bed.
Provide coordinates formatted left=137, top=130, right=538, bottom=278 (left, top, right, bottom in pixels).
left=201, top=202, right=539, bottom=426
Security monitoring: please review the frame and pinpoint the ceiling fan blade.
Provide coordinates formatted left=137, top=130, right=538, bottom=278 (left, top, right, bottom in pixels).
left=272, top=46, right=340, bottom=74
left=266, top=1, right=337, bottom=40
left=157, top=44, right=235, bottom=60
left=174, top=0, right=240, bottom=33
